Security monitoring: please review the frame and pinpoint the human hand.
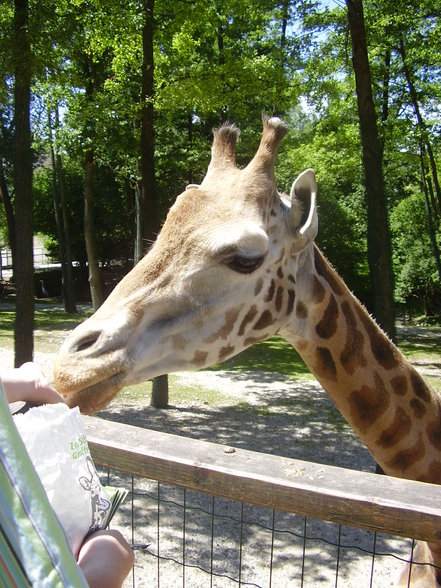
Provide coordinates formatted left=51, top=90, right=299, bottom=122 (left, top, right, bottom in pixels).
left=1, top=362, right=65, bottom=405
left=78, top=529, right=134, bottom=588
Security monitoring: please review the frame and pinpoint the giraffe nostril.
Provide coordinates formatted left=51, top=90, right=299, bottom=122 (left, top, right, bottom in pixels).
left=73, top=332, right=101, bottom=353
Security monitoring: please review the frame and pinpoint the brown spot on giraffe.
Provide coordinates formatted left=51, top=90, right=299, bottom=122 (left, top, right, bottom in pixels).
left=192, top=350, right=208, bottom=366
left=315, top=347, right=337, bottom=382
left=297, top=339, right=308, bottom=352
left=350, top=372, right=390, bottom=434
left=410, top=370, right=432, bottom=403
left=410, top=398, right=426, bottom=419
left=265, top=280, right=276, bottom=302
left=425, top=460, right=441, bottom=484
left=172, top=334, right=187, bottom=351
left=277, top=267, right=284, bottom=279
left=204, top=306, right=243, bottom=343
left=296, top=300, right=307, bottom=320
left=275, top=286, right=284, bottom=313
left=218, top=345, right=235, bottom=362
left=253, top=310, right=274, bottom=331
left=376, top=406, right=411, bottom=449
left=311, top=275, right=326, bottom=304
left=390, top=375, right=408, bottom=396
left=254, top=278, right=264, bottom=296
left=355, top=306, right=399, bottom=371
left=340, top=301, right=367, bottom=375
left=314, top=247, right=344, bottom=296
left=427, top=405, right=441, bottom=451
left=286, top=290, right=295, bottom=315
left=238, top=305, right=258, bottom=337
left=244, top=335, right=267, bottom=347
left=386, top=433, right=425, bottom=473
left=315, top=294, right=339, bottom=339
left=275, top=248, right=286, bottom=265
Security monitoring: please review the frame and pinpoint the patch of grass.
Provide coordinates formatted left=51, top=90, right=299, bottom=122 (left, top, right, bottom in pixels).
left=0, top=304, right=92, bottom=351
left=34, top=308, right=92, bottom=331
left=397, top=325, right=441, bottom=360
left=427, top=377, right=441, bottom=394
left=118, top=375, right=241, bottom=407
left=0, top=311, right=15, bottom=346
left=208, top=335, right=312, bottom=378
left=399, top=342, right=441, bottom=361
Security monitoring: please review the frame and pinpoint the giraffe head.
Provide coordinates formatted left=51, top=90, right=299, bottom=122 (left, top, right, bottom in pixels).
left=54, top=117, right=318, bottom=413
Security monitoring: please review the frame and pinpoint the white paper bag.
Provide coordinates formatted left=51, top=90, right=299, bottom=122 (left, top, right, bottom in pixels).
left=14, top=403, right=111, bottom=557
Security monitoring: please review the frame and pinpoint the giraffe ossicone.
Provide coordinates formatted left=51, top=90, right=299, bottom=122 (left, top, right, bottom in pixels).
left=55, top=116, right=441, bottom=586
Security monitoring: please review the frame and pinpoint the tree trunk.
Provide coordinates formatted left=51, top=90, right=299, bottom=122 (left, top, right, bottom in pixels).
left=55, top=107, right=77, bottom=313
left=84, top=148, right=104, bottom=310
left=150, top=374, right=169, bottom=409
left=187, top=113, right=194, bottom=185
left=421, top=144, right=439, bottom=225
left=379, top=46, right=391, bottom=160
left=57, top=153, right=77, bottom=313
left=48, top=108, right=77, bottom=314
left=140, top=0, right=158, bottom=247
left=134, top=180, right=143, bottom=265
left=346, top=0, right=396, bottom=341
left=280, top=0, right=289, bottom=69
left=48, top=110, right=66, bottom=286
left=13, top=0, right=34, bottom=366
left=140, top=0, right=168, bottom=408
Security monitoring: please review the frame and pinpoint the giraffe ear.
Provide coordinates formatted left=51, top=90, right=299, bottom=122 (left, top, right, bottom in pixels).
left=288, top=169, right=318, bottom=244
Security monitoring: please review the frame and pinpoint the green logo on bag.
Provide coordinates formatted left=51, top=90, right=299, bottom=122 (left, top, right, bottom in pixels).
left=70, top=434, right=90, bottom=460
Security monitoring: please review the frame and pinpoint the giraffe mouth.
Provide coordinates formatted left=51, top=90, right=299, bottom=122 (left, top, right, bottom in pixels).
left=61, top=372, right=125, bottom=414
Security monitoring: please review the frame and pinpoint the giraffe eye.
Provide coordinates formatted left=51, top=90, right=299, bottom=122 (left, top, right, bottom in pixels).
left=226, top=255, right=264, bottom=274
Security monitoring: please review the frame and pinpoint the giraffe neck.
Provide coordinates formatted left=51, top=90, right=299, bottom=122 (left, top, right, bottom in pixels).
left=280, top=245, right=441, bottom=484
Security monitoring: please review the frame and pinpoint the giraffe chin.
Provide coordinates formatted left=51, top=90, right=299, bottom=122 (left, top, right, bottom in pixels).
left=62, top=376, right=124, bottom=415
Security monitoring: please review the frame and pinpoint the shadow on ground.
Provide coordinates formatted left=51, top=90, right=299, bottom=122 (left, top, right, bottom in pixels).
left=98, top=371, right=376, bottom=474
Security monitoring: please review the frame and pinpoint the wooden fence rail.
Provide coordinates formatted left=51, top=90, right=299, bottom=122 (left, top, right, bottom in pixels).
left=83, top=416, right=441, bottom=545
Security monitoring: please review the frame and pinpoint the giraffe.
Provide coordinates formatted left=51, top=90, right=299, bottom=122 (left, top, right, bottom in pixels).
left=54, top=117, right=441, bottom=586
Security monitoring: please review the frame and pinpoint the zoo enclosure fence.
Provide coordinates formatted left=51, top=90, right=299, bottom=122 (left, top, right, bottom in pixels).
left=84, top=416, right=441, bottom=587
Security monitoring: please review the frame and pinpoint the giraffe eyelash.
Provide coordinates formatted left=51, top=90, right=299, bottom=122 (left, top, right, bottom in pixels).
left=224, top=254, right=265, bottom=274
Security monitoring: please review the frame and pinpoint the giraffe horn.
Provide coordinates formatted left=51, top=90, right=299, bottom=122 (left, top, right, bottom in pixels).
left=209, top=122, right=241, bottom=170
left=245, top=115, right=289, bottom=177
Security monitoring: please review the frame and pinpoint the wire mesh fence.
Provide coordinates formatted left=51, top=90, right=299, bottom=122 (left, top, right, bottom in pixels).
left=101, top=469, right=424, bottom=588
left=85, top=417, right=441, bottom=588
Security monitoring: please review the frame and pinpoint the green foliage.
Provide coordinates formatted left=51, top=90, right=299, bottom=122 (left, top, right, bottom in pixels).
left=33, top=159, right=134, bottom=264
left=211, top=335, right=311, bottom=378
left=391, top=189, right=441, bottom=312
left=1, top=0, right=440, bottom=315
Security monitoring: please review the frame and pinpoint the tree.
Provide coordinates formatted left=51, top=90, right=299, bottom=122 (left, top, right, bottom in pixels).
left=136, top=0, right=158, bottom=264
left=391, top=188, right=441, bottom=316
left=47, top=104, right=77, bottom=313
left=13, top=0, right=34, bottom=365
left=346, top=0, right=396, bottom=340
left=139, top=0, right=168, bottom=408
